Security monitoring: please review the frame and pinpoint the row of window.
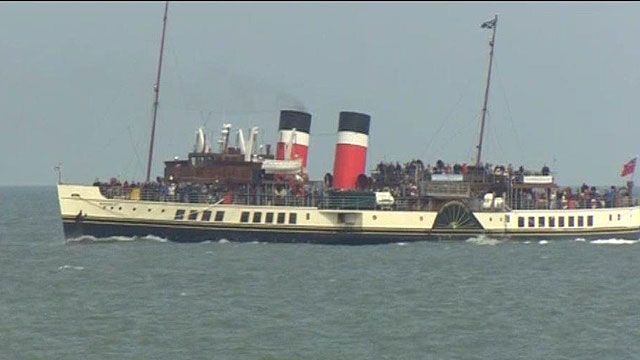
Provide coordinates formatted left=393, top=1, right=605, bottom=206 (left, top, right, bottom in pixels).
left=174, top=209, right=225, bottom=222
left=172, top=209, right=303, bottom=225
left=517, top=215, right=594, bottom=228
left=240, top=211, right=299, bottom=224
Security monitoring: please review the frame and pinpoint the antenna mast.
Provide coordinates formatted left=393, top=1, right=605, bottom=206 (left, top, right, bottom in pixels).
left=475, top=14, right=498, bottom=168
left=145, top=1, right=169, bottom=183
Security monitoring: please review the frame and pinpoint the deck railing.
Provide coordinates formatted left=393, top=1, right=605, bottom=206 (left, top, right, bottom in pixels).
left=97, top=185, right=637, bottom=212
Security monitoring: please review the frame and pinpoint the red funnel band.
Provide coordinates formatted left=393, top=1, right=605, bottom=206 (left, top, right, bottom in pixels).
left=333, top=131, right=369, bottom=190
left=276, top=129, right=310, bottom=168
left=276, top=143, right=309, bottom=168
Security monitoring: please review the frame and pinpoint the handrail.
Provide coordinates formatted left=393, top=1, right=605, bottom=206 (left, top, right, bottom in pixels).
left=94, top=184, right=636, bottom=212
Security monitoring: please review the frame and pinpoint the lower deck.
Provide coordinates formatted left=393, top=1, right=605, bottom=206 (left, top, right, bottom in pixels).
left=58, top=185, right=640, bottom=244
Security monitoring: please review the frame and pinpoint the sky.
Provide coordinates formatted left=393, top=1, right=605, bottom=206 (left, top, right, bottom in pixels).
left=2, top=1, right=640, bottom=186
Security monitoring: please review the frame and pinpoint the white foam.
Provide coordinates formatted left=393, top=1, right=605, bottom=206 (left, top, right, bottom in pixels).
left=58, top=265, right=84, bottom=271
left=465, top=236, right=501, bottom=246
left=574, top=238, right=586, bottom=242
left=140, top=234, right=169, bottom=243
left=66, top=235, right=169, bottom=243
left=396, top=242, right=408, bottom=246
left=590, top=239, right=638, bottom=245
left=538, top=240, right=548, bottom=245
left=66, top=235, right=133, bottom=243
left=523, top=241, right=531, bottom=244
left=218, top=239, right=230, bottom=244
left=110, top=236, right=136, bottom=242
left=180, top=292, right=187, bottom=296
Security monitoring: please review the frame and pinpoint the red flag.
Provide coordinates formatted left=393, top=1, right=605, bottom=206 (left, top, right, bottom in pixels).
left=621, top=157, right=637, bottom=177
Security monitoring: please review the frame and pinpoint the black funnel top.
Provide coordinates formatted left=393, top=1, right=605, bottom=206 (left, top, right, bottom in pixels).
left=279, top=110, right=312, bottom=134
left=338, top=111, right=371, bottom=135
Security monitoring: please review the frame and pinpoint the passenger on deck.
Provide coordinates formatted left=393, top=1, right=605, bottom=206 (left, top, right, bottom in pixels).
left=541, top=165, right=550, bottom=176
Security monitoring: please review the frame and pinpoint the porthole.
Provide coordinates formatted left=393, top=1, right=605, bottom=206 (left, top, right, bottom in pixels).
left=148, top=208, right=152, bottom=212
left=372, top=215, right=377, bottom=220
left=132, top=208, right=136, bottom=211
left=161, top=209, right=165, bottom=213
left=118, top=207, right=122, bottom=211
left=420, top=216, right=424, bottom=221
left=489, top=217, right=493, bottom=222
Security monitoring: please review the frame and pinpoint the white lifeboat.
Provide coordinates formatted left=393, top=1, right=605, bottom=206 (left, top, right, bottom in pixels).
left=261, top=159, right=303, bottom=174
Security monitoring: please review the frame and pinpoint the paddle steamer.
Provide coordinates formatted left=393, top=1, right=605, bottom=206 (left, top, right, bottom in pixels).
left=57, top=8, right=640, bottom=244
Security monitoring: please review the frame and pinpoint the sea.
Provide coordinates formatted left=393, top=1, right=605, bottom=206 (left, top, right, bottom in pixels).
left=1, top=186, right=639, bottom=359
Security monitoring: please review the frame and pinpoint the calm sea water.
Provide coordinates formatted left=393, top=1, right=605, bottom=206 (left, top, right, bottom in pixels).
left=1, top=186, right=639, bottom=359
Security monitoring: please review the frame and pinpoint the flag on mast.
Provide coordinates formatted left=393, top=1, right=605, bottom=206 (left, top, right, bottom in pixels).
left=621, top=157, right=637, bottom=177
left=481, top=18, right=497, bottom=29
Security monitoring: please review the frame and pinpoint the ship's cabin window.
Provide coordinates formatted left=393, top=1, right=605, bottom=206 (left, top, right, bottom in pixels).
left=253, top=212, right=262, bottom=223
left=577, top=216, right=584, bottom=227
left=558, top=217, right=565, bottom=227
left=587, top=215, right=594, bottom=226
left=306, top=213, right=310, bottom=221
left=609, top=214, right=613, bottom=221
left=618, top=214, right=621, bottom=221
left=214, top=211, right=225, bottom=222
left=201, top=210, right=212, bottom=222
left=548, top=216, right=555, bottom=227
left=528, top=217, right=535, bottom=228
left=277, top=212, right=286, bottom=224
left=289, top=213, right=297, bottom=224
left=240, top=211, right=250, bottom=223
left=188, top=210, right=198, bottom=220
left=266, top=212, right=274, bottom=224
left=174, top=209, right=185, bottom=220
left=568, top=216, right=575, bottom=227
left=518, top=217, right=525, bottom=228
left=538, top=216, right=545, bottom=227
left=505, top=215, right=510, bottom=223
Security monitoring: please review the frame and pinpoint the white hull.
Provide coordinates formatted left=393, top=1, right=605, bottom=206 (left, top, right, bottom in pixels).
left=58, top=185, right=640, bottom=243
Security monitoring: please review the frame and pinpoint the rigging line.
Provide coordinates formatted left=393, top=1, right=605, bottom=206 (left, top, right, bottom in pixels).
left=168, top=46, right=190, bottom=119
left=494, top=61, right=525, bottom=161
left=161, top=103, right=280, bottom=115
left=420, top=76, right=476, bottom=159
left=485, top=110, right=506, bottom=164
left=435, top=112, right=480, bottom=161
left=127, top=125, right=145, bottom=178
left=200, top=110, right=214, bottom=128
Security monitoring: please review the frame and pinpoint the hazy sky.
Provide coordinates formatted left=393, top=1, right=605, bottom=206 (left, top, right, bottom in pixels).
left=2, top=1, right=640, bottom=186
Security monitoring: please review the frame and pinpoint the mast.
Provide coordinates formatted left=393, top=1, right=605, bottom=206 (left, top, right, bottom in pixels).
left=145, top=1, right=169, bottom=183
left=475, top=14, right=498, bottom=168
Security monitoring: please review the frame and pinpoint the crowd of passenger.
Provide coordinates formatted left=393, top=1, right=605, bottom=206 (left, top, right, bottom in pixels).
left=94, top=177, right=231, bottom=203
left=512, top=183, right=634, bottom=210
left=370, top=159, right=635, bottom=210
left=372, top=160, right=551, bottom=184
left=93, top=176, right=323, bottom=206
left=93, top=159, right=636, bottom=211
